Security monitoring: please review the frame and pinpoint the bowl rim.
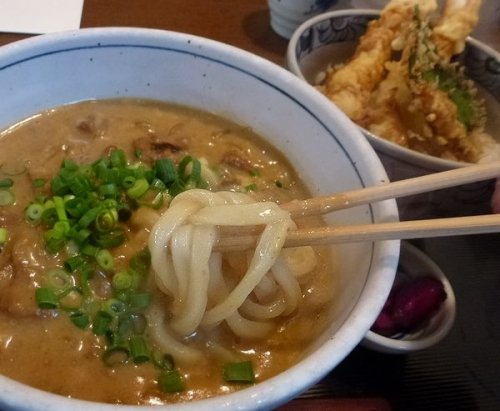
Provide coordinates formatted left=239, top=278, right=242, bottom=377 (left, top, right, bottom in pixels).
left=286, top=8, right=500, bottom=172
left=362, top=241, right=456, bottom=354
left=0, top=26, right=400, bottom=411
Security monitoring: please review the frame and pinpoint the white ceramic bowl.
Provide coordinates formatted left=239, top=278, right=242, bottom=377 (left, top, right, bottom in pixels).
left=0, top=28, right=400, bottom=411
left=286, top=9, right=500, bottom=220
left=362, top=241, right=456, bottom=354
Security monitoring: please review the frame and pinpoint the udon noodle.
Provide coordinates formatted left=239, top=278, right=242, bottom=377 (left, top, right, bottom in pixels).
left=148, top=189, right=318, bottom=362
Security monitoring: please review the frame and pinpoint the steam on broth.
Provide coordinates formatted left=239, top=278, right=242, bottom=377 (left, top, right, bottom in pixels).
left=0, top=99, right=336, bottom=404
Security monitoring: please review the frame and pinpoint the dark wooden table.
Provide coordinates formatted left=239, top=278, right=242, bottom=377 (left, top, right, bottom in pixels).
left=1, top=2, right=500, bottom=410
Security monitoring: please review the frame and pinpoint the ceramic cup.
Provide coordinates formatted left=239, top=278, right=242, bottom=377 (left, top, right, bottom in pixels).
left=268, top=0, right=338, bottom=39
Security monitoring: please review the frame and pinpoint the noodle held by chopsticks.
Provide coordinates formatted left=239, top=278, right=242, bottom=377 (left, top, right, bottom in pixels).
left=148, top=189, right=318, bottom=357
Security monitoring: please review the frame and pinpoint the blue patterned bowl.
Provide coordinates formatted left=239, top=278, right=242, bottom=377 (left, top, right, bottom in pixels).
left=287, top=9, right=500, bottom=220
left=0, top=27, right=400, bottom=411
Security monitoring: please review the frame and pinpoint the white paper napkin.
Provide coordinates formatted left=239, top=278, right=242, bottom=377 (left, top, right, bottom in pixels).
left=0, top=0, right=84, bottom=34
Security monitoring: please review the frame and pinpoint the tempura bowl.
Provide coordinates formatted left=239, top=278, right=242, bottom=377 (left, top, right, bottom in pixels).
left=0, top=28, right=399, bottom=411
left=286, top=9, right=500, bottom=220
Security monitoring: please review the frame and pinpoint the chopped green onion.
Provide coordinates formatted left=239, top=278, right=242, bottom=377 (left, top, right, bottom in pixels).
left=110, top=149, right=127, bottom=168
left=0, top=190, right=15, bottom=206
left=95, top=208, right=118, bottom=232
left=69, top=227, right=91, bottom=244
left=81, top=243, right=99, bottom=257
left=64, top=255, right=87, bottom=273
left=0, top=178, right=13, bottom=188
left=154, top=353, right=175, bottom=371
left=35, top=287, right=59, bottom=309
left=122, top=175, right=136, bottom=189
left=129, top=336, right=150, bottom=364
left=99, top=183, right=118, bottom=197
left=275, top=180, right=283, bottom=188
left=155, top=158, right=178, bottom=184
left=103, top=345, right=130, bottom=366
left=127, top=178, right=149, bottom=199
left=158, top=370, right=185, bottom=393
left=79, top=267, right=94, bottom=297
left=32, top=178, right=47, bottom=188
left=129, top=292, right=151, bottom=309
left=245, top=183, right=257, bottom=192
left=78, top=207, right=100, bottom=228
left=92, top=310, right=113, bottom=336
left=70, top=311, right=90, bottom=329
left=223, top=361, right=255, bottom=383
left=93, top=229, right=126, bottom=248
left=112, top=271, right=133, bottom=290
left=53, top=196, right=68, bottom=222
left=149, top=178, right=166, bottom=192
left=102, top=298, right=127, bottom=316
left=25, top=203, right=44, bottom=223
left=41, top=207, right=58, bottom=227
left=46, top=269, right=73, bottom=291
left=129, top=248, right=151, bottom=275
left=0, top=228, right=9, bottom=245
left=96, top=249, right=114, bottom=270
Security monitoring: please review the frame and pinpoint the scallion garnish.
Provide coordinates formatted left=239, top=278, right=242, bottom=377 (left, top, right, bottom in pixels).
left=158, top=369, right=185, bottom=393
left=92, top=310, right=113, bottom=336
left=103, top=345, right=130, bottom=366
left=46, top=269, right=73, bottom=291
left=29, top=149, right=212, bottom=393
left=223, top=361, right=256, bottom=383
left=0, top=178, right=14, bottom=188
left=35, top=287, right=59, bottom=309
left=126, top=178, right=149, bottom=199
left=64, top=255, right=88, bottom=273
left=245, top=183, right=257, bottom=192
left=129, top=335, right=150, bottom=364
left=96, top=249, right=114, bottom=270
left=25, top=203, right=44, bottom=223
left=70, top=311, right=90, bottom=329
left=129, top=292, right=151, bottom=309
left=0, top=228, right=8, bottom=245
left=32, top=178, right=47, bottom=188
left=0, top=189, right=15, bottom=206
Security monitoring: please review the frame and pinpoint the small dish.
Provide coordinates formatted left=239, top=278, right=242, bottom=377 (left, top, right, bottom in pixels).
left=362, top=241, right=456, bottom=354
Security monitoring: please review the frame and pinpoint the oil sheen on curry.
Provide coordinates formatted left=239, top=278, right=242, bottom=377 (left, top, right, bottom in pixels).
left=0, top=99, right=336, bottom=405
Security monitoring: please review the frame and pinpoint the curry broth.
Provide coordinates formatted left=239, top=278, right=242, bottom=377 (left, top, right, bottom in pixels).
left=0, top=99, right=336, bottom=404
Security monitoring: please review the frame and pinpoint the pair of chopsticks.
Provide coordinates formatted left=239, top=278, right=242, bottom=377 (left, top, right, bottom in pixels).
left=216, top=161, right=500, bottom=251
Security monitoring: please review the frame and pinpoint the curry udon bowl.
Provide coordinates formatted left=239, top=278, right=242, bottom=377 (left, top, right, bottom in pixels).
left=286, top=9, right=500, bottom=220
left=0, top=28, right=399, bottom=411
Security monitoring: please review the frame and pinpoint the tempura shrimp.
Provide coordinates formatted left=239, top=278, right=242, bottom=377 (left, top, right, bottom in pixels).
left=323, top=0, right=438, bottom=121
left=432, top=0, right=483, bottom=61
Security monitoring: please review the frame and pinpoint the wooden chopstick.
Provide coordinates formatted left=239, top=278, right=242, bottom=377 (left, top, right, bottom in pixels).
left=213, top=161, right=500, bottom=251
left=282, top=161, right=500, bottom=217
left=215, top=214, right=500, bottom=251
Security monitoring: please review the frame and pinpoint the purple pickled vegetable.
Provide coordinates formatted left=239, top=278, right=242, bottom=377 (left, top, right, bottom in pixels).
left=391, top=276, right=447, bottom=331
left=371, top=307, right=398, bottom=337
left=371, top=275, right=447, bottom=337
